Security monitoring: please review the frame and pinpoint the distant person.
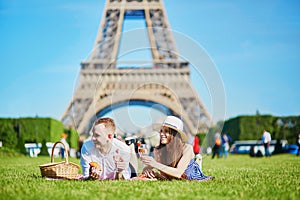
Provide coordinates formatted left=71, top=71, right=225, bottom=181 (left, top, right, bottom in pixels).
left=274, top=139, right=283, bottom=155
left=60, top=133, right=69, bottom=159
left=261, top=130, right=272, bottom=157
left=193, top=135, right=200, bottom=155
left=296, top=133, right=300, bottom=156
left=138, top=116, right=213, bottom=181
left=256, top=150, right=263, bottom=157
left=212, top=132, right=221, bottom=159
left=249, top=146, right=255, bottom=157
left=249, top=146, right=263, bottom=158
left=220, top=133, right=232, bottom=158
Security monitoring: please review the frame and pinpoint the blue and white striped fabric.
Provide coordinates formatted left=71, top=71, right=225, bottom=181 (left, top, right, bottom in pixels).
left=183, top=159, right=213, bottom=181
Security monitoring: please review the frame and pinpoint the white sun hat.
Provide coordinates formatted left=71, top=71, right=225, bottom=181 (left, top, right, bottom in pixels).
left=160, top=116, right=187, bottom=142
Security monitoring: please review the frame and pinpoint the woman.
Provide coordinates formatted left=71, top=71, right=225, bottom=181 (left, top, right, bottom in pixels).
left=140, top=116, right=213, bottom=181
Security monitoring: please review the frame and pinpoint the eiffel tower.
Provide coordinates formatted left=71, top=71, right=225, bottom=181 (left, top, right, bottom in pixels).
left=62, top=0, right=212, bottom=135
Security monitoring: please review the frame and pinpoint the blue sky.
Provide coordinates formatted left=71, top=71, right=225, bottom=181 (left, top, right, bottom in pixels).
left=1, top=0, right=300, bottom=126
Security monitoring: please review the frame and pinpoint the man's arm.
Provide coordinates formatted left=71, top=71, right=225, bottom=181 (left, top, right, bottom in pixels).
left=113, top=140, right=131, bottom=179
left=80, top=144, right=91, bottom=178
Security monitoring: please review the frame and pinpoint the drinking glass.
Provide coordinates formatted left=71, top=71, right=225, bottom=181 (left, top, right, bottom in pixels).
left=113, top=153, right=122, bottom=179
left=138, top=144, right=148, bottom=157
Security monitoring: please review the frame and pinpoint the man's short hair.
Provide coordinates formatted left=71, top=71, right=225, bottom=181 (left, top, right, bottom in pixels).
left=93, top=117, right=116, bottom=133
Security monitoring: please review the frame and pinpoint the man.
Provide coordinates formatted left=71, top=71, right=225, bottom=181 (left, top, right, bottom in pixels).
left=60, top=133, right=69, bottom=159
left=80, top=117, right=134, bottom=180
left=262, top=130, right=272, bottom=157
left=212, top=132, right=221, bottom=159
left=220, top=132, right=232, bottom=158
left=296, top=133, right=300, bottom=156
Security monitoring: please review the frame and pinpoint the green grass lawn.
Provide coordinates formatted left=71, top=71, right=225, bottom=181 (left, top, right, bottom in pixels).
left=0, top=154, right=299, bottom=200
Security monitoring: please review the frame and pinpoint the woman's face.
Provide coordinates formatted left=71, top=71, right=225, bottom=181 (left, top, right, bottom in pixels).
left=160, top=126, right=172, bottom=144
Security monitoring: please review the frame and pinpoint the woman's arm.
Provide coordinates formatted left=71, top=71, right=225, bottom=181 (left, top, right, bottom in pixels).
left=140, top=144, right=194, bottom=179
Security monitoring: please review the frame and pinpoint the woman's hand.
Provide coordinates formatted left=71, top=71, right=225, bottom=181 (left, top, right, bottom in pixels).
left=141, top=165, right=167, bottom=180
left=142, top=166, right=156, bottom=178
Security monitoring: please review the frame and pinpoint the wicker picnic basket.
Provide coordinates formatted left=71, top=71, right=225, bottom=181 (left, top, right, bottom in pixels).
left=39, top=141, right=80, bottom=179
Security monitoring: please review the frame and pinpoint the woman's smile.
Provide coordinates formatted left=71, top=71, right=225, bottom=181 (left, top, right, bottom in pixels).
left=160, top=126, right=172, bottom=144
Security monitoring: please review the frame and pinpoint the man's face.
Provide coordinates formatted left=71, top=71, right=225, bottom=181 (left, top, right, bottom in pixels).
left=92, top=123, right=113, bottom=149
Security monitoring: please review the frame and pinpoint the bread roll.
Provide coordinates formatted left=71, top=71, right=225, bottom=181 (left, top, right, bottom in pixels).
left=89, top=162, right=101, bottom=170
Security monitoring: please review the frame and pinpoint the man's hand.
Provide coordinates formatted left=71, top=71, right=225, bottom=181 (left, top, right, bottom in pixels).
left=115, top=157, right=126, bottom=172
left=89, top=166, right=101, bottom=180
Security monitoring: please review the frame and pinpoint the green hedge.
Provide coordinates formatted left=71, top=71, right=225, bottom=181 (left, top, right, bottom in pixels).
left=2, top=115, right=299, bottom=153
left=64, top=128, right=79, bottom=150
left=222, top=115, right=300, bottom=144
left=0, top=117, right=78, bottom=153
left=0, top=119, right=18, bottom=150
left=195, top=133, right=207, bottom=146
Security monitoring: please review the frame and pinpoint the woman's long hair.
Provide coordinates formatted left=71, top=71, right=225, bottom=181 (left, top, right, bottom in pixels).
left=154, top=127, right=185, bottom=168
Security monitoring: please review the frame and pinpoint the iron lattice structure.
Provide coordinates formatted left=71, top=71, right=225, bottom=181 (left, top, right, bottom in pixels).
left=62, top=0, right=212, bottom=135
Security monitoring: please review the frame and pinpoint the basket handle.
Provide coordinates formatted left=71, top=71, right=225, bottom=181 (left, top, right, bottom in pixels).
left=51, top=141, right=69, bottom=164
